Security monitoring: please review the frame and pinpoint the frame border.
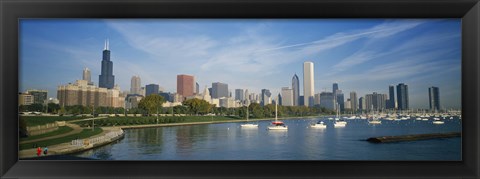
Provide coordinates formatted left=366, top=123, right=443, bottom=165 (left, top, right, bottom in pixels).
left=1, top=0, right=479, bottom=178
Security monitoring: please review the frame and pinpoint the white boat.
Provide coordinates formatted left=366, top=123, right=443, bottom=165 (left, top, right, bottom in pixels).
left=360, top=116, right=367, bottom=119
left=347, top=116, right=356, bottom=120
left=422, top=118, right=429, bottom=121
left=368, top=120, right=382, bottom=124
left=268, top=101, right=287, bottom=130
left=415, top=118, right=422, bottom=120
left=241, top=106, right=258, bottom=128
left=433, top=121, right=445, bottom=124
left=367, top=106, right=381, bottom=124
left=328, top=117, right=334, bottom=120
left=311, top=121, right=327, bottom=129
left=333, top=105, right=346, bottom=127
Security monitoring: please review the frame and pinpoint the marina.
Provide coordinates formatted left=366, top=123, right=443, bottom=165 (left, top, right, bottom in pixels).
left=74, top=115, right=461, bottom=160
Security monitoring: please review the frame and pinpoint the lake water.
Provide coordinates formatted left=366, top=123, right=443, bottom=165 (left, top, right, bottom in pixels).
left=74, top=117, right=461, bottom=160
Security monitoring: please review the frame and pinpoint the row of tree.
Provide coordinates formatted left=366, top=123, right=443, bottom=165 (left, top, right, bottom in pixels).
left=19, top=94, right=337, bottom=118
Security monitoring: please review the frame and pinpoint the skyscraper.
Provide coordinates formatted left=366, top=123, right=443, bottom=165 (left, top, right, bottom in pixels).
left=235, top=89, right=244, bottom=101
left=98, top=39, right=115, bottom=89
left=365, top=92, right=387, bottom=111
left=145, top=84, right=159, bottom=96
left=196, top=82, right=200, bottom=95
left=396, top=83, right=409, bottom=110
left=261, top=89, right=272, bottom=106
left=281, top=87, right=294, bottom=106
left=333, top=83, right=338, bottom=94
left=429, top=86, right=440, bottom=112
left=292, top=74, right=300, bottom=106
left=359, top=97, right=365, bottom=111
left=387, top=85, right=396, bottom=109
left=130, top=76, right=141, bottom=95
left=177, top=74, right=195, bottom=97
left=303, top=61, right=314, bottom=107
left=350, top=91, right=358, bottom=111
left=336, top=90, right=345, bottom=112
left=319, top=92, right=336, bottom=110
left=83, top=67, right=92, bottom=85
left=211, top=82, right=228, bottom=98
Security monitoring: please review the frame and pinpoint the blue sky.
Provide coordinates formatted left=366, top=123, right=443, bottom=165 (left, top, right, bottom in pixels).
left=20, top=19, right=461, bottom=109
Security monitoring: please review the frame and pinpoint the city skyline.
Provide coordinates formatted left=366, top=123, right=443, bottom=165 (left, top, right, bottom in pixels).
left=20, top=19, right=461, bottom=109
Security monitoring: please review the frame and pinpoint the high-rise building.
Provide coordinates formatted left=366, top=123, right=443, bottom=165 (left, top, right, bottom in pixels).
left=396, top=83, right=409, bottom=110
left=145, top=84, right=159, bottom=96
left=335, top=90, right=345, bottom=112
left=350, top=91, right=358, bottom=111
left=159, top=92, right=174, bottom=102
left=261, top=89, right=272, bottom=106
left=429, top=86, right=440, bottom=112
left=177, top=74, right=195, bottom=97
left=299, top=95, right=305, bottom=106
left=292, top=74, right=300, bottom=106
left=314, top=93, right=321, bottom=106
left=235, top=89, right=244, bottom=101
left=303, top=61, right=314, bottom=107
left=345, top=99, right=352, bottom=110
left=359, top=97, right=365, bottom=111
left=98, top=39, right=115, bottom=89
left=387, top=85, right=396, bottom=109
left=130, top=76, right=141, bottom=95
left=196, top=82, right=200, bottom=95
left=277, top=93, right=282, bottom=105
left=26, top=89, right=48, bottom=104
left=281, top=87, right=294, bottom=106
left=333, top=83, right=338, bottom=94
left=319, top=92, right=336, bottom=110
left=365, top=92, right=387, bottom=111
left=211, top=82, right=228, bottom=99
left=83, top=67, right=92, bottom=85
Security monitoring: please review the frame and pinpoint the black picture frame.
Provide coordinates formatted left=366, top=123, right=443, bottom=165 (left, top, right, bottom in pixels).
left=1, top=0, right=479, bottom=178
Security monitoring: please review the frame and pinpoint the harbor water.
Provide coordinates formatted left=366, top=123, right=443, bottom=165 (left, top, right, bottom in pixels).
left=74, top=117, right=461, bottom=160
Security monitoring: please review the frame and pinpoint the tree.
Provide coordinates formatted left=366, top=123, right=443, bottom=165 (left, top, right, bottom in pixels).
left=183, top=98, right=211, bottom=115
left=249, top=103, right=264, bottom=118
left=138, top=94, right=165, bottom=116
left=47, top=103, right=60, bottom=113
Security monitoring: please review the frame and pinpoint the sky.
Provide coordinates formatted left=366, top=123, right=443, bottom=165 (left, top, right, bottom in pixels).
left=19, top=19, right=461, bottom=109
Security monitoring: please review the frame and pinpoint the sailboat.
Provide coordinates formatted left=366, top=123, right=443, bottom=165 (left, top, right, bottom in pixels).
left=311, top=109, right=327, bottom=129
left=267, top=101, right=288, bottom=130
left=368, top=105, right=381, bottom=124
left=241, top=105, right=258, bottom=128
left=334, top=104, right=347, bottom=128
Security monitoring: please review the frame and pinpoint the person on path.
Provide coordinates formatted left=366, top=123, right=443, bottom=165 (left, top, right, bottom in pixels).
left=36, top=147, right=42, bottom=157
left=43, top=146, right=48, bottom=155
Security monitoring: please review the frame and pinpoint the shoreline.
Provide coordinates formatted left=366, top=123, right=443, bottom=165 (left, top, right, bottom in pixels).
left=116, top=115, right=322, bottom=129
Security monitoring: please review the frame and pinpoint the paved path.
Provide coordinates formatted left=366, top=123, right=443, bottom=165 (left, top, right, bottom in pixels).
left=19, top=127, right=123, bottom=159
left=68, top=116, right=108, bottom=123
left=19, top=123, right=83, bottom=144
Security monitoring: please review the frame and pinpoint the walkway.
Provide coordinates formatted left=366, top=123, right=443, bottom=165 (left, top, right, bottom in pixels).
left=19, top=123, right=83, bottom=144
left=68, top=116, right=108, bottom=123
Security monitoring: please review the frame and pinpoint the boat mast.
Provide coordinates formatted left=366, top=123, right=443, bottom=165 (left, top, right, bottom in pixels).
left=275, top=100, right=278, bottom=121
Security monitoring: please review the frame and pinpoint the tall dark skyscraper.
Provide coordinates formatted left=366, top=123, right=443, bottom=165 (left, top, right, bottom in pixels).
left=388, top=85, right=396, bottom=109
left=333, top=83, right=338, bottom=94
left=396, top=83, right=409, bottom=110
left=429, top=86, right=440, bottom=112
left=292, top=74, right=300, bottom=106
left=99, top=39, right=115, bottom=89
left=145, top=84, right=159, bottom=96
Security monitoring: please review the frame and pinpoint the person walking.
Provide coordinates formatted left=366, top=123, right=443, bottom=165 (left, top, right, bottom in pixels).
left=36, top=147, right=42, bottom=157
left=43, top=146, right=48, bottom=156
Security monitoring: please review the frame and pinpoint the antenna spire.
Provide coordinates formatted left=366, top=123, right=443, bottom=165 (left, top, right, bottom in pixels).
left=104, top=39, right=109, bottom=50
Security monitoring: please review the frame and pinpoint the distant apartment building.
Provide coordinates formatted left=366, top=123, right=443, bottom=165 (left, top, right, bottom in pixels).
left=396, top=83, right=409, bottom=110
left=18, top=93, right=34, bottom=106
left=235, top=89, right=244, bottom=101
left=292, top=74, right=300, bottom=106
left=429, top=86, right=440, bottom=112
left=350, top=91, right=358, bottom=111
left=57, top=80, right=124, bottom=108
left=125, top=94, right=143, bottom=109
left=26, top=89, right=48, bottom=104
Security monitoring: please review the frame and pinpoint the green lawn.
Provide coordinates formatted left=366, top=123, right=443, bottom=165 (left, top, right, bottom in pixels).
left=19, top=128, right=103, bottom=150
left=73, top=116, right=243, bottom=127
left=20, top=126, right=74, bottom=142
left=21, top=116, right=88, bottom=126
